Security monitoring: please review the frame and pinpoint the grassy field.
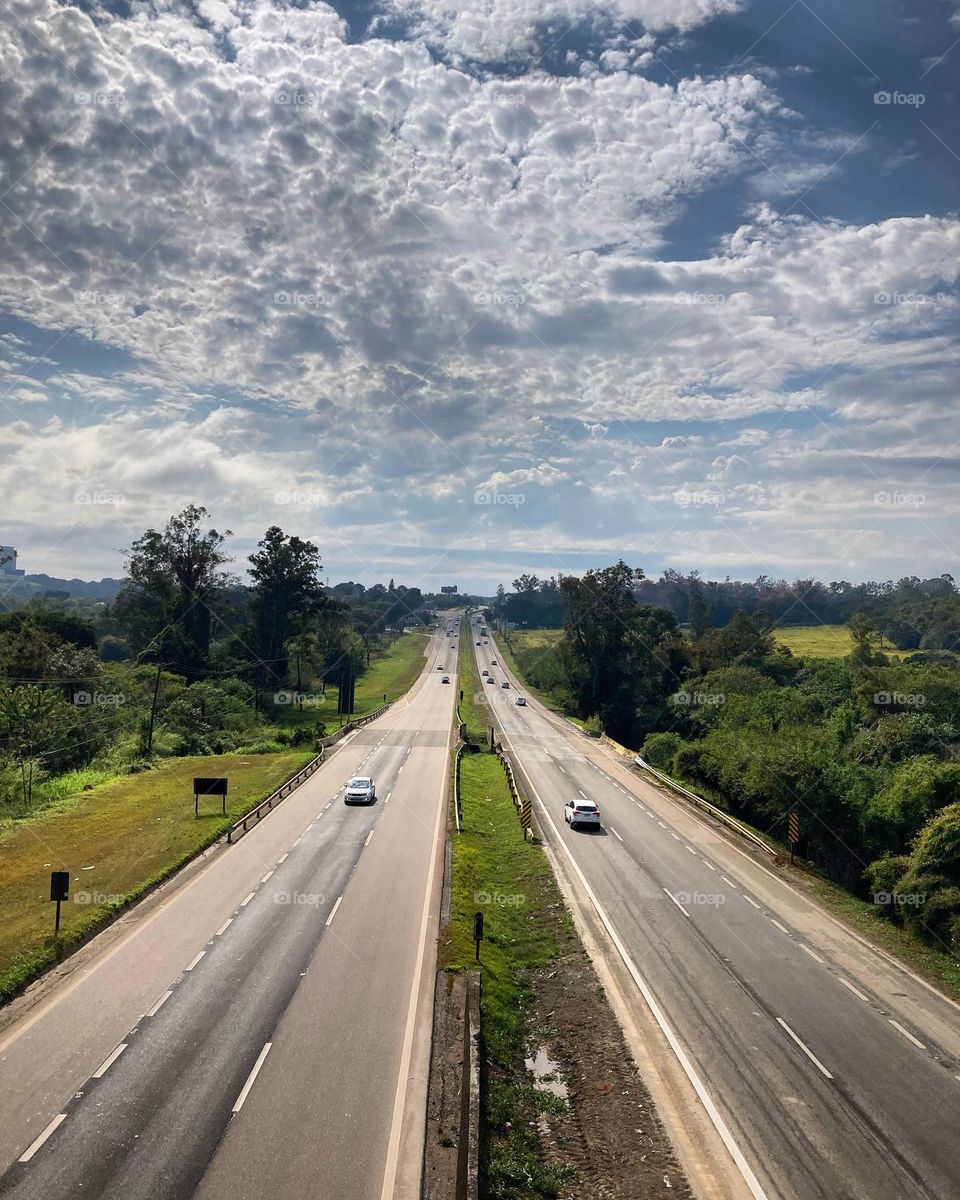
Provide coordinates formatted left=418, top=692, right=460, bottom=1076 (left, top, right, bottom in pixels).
left=773, top=624, right=910, bottom=659
left=458, top=628, right=489, bottom=744
left=443, top=750, right=574, bottom=1196
left=274, top=630, right=431, bottom=731
left=0, top=750, right=313, bottom=1002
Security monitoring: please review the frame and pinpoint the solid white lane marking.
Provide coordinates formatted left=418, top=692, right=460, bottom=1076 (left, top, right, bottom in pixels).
left=776, top=1018, right=833, bottom=1079
left=215, top=918, right=233, bottom=937
left=93, top=1043, right=128, bottom=1078
left=889, top=1019, right=926, bottom=1050
left=838, top=977, right=870, bottom=1003
left=800, top=945, right=825, bottom=964
left=185, top=951, right=206, bottom=972
left=743, top=895, right=761, bottom=910
left=770, top=919, right=789, bottom=934
left=528, top=781, right=769, bottom=1198
left=364, top=830, right=374, bottom=847
left=232, top=1043, right=272, bottom=1113
left=326, top=895, right=344, bottom=926
left=610, top=827, right=624, bottom=842
left=146, top=990, right=173, bottom=1017
left=663, top=888, right=690, bottom=917
left=240, top=892, right=256, bottom=907
left=19, top=1114, right=67, bottom=1162
left=261, top=870, right=274, bottom=883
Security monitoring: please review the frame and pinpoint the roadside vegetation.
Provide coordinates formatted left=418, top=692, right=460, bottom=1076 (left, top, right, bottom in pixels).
left=488, top=569, right=960, bottom=970
left=0, top=750, right=311, bottom=1003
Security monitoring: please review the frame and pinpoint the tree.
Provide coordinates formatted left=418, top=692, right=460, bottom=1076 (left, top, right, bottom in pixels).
left=120, top=506, right=233, bottom=679
left=248, top=526, right=328, bottom=686
left=689, top=591, right=713, bottom=639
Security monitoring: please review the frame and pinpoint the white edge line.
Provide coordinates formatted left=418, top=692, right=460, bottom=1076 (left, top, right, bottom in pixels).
left=185, top=950, right=205, bottom=972
left=838, top=977, right=870, bottom=1003
left=18, top=1113, right=67, bottom=1162
left=325, top=895, right=344, bottom=926
left=663, top=888, right=690, bottom=917
left=146, top=990, right=173, bottom=1017
left=526, top=776, right=770, bottom=1200
left=889, top=1019, right=926, bottom=1049
left=93, top=1042, right=128, bottom=1079
left=232, top=1042, right=272, bottom=1113
left=776, top=1018, right=833, bottom=1079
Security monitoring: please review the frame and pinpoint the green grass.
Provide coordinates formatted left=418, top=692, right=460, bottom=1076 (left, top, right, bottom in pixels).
left=774, top=624, right=910, bottom=659
left=458, top=629, right=490, bottom=744
left=273, top=630, right=430, bottom=730
left=0, top=750, right=313, bottom=1003
left=493, top=630, right=564, bottom=713
left=444, top=751, right=575, bottom=1197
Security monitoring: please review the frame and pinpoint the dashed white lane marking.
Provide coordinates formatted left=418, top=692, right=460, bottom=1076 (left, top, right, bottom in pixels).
left=701, top=859, right=717, bottom=871
left=261, top=870, right=274, bottom=883
left=19, top=1114, right=67, bottom=1162
left=185, top=951, right=206, bottom=972
left=610, top=827, right=624, bottom=842
left=743, top=895, right=762, bottom=910
left=240, top=892, right=256, bottom=907
left=292, top=834, right=304, bottom=846
left=800, top=945, right=825, bottom=964
left=838, top=977, right=870, bottom=1003
left=146, top=990, right=173, bottom=1017
left=670, top=833, right=681, bottom=841
left=326, top=895, right=344, bottom=926
left=889, top=1019, right=926, bottom=1050
left=663, top=888, right=690, bottom=917
left=685, top=845, right=698, bottom=855
left=277, top=853, right=288, bottom=864
left=646, top=811, right=657, bottom=820
left=776, top=1018, right=833, bottom=1079
left=578, top=789, right=588, bottom=799
left=721, top=876, right=738, bottom=888
left=93, top=1042, right=128, bottom=1078
left=770, top=919, right=790, bottom=934
left=364, top=829, right=374, bottom=847
left=215, top=917, right=234, bottom=937
left=233, top=1043, right=272, bottom=1113
left=657, top=820, right=667, bottom=829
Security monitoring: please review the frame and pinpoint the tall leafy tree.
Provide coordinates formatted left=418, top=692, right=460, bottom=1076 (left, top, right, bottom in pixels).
left=248, top=526, right=328, bottom=685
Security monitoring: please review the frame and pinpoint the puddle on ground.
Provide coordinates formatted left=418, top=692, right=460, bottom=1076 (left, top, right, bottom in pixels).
left=525, top=1045, right=568, bottom=1099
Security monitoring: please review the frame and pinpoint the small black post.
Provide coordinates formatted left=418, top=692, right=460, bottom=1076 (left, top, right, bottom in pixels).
left=473, top=911, right=484, bottom=961
left=50, top=871, right=69, bottom=934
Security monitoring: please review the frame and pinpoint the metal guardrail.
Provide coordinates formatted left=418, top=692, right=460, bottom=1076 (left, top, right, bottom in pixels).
left=633, top=754, right=776, bottom=858
left=495, top=747, right=534, bottom=838
left=453, top=741, right=465, bottom=832
left=226, top=701, right=394, bottom=844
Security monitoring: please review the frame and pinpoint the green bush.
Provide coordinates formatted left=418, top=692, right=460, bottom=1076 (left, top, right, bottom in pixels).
left=640, top=731, right=683, bottom=770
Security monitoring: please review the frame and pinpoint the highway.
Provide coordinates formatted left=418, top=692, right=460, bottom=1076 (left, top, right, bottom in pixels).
left=0, top=620, right=459, bottom=1200
left=472, top=622, right=960, bottom=1200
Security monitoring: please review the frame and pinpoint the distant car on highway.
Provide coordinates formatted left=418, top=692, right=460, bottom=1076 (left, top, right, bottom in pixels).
left=500, top=680, right=509, bottom=688
left=475, top=640, right=480, bottom=645
left=344, top=776, right=376, bottom=805
left=564, top=799, right=600, bottom=829
left=491, top=659, right=498, bottom=666
left=482, top=669, right=489, bottom=676
left=441, top=676, right=450, bottom=683
left=485, top=677, right=495, bottom=685
left=515, top=696, right=526, bottom=705
left=437, top=664, right=444, bottom=670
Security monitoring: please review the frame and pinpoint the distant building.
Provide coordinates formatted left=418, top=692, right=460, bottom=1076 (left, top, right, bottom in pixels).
left=440, top=585, right=458, bottom=594
left=0, top=546, right=24, bottom=576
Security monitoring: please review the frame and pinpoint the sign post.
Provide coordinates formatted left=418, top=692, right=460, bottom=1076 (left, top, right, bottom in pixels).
left=788, top=808, right=799, bottom=864
left=194, top=777, right=228, bottom=817
left=473, top=911, right=484, bottom=961
left=50, top=871, right=69, bottom=934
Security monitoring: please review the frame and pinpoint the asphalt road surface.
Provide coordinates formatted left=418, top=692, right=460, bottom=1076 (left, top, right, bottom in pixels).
left=0, top=619, right=459, bottom=1200
left=474, top=623, right=960, bottom=1200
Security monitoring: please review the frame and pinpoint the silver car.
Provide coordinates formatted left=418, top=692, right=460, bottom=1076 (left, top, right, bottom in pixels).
left=344, top=776, right=376, bottom=804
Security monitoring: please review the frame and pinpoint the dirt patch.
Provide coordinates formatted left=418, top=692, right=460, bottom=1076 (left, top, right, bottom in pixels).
left=528, top=950, right=694, bottom=1200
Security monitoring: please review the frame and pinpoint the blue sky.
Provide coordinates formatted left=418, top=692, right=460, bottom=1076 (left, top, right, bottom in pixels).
left=0, top=0, right=958, bottom=593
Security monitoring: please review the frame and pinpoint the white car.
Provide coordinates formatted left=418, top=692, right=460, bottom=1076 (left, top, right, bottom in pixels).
left=500, top=680, right=510, bottom=688
left=344, top=776, right=376, bottom=805
left=491, top=660, right=498, bottom=666
left=564, top=799, right=601, bottom=829
left=437, top=664, right=445, bottom=670
left=441, top=675, right=450, bottom=683
left=515, top=696, right=527, bottom=706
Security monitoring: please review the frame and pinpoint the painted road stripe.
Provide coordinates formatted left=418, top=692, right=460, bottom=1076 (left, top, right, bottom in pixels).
left=838, top=977, right=870, bottom=1003
left=776, top=1018, right=833, bottom=1079
left=889, top=1019, right=926, bottom=1049
left=93, top=1043, right=128, bottom=1078
left=663, top=888, right=690, bottom=917
left=701, top=860, right=717, bottom=871
left=240, top=891, right=256, bottom=907
left=232, top=1043, right=272, bottom=1113
left=743, top=895, right=762, bottom=910
left=19, top=1114, right=67, bottom=1162
left=657, top=820, right=667, bottom=828
left=277, top=853, right=288, bottom=864
left=146, top=990, right=173, bottom=1017
left=364, top=829, right=374, bottom=847
left=610, top=827, right=624, bottom=842
left=185, top=951, right=205, bottom=972
left=292, top=834, right=304, bottom=846
left=558, top=765, right=566, bottom=774
left=326, top=895, right=344, bottom=926
left=215, top=918, right=233, bottom=937
left=686, top=845, right=698, bottom=854
left=721, top=876, right=737, bottom=889
left=800, top=945, right=825, bottom=964
left=385, top=791, right=392, bottom=803
left=670, top=833, right=681, bottom=841
left=261, top=870, right=274, bottom=883
left=771, top=919, right=790, bottom=934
